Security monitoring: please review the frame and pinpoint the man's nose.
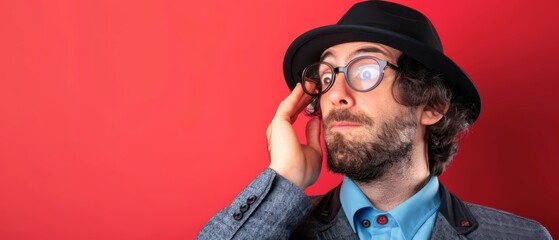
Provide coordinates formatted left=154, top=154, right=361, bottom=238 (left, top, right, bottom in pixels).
left=325, top=73, right=354, bottom=107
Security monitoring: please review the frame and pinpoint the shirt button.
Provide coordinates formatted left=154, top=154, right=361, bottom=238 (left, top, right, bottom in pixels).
left=377, top=215, right=388, bottom=225
left=361, top=219, right=371, bottom=228
left=240, top=203, right=249, bottom=213
left=233, top=211, right=243, bottom=220
left=247, top=195, right=257, bottom=204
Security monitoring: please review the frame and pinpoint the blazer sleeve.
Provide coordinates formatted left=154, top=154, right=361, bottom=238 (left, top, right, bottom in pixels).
left=197, top=168, right=313, bottom=240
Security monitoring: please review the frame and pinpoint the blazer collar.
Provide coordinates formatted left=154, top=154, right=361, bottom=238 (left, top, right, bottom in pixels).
left=311, top=182, right=478, bottom=238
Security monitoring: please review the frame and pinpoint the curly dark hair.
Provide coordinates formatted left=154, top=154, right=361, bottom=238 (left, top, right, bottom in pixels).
left=305, top=54, right=474, bottom=176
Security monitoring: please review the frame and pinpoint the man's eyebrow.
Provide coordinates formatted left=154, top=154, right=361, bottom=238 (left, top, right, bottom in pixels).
left=320, top=46, right=389, bottom=62
left=320, top=51, right=333, bottom=62
left=352, top=47, right=389, bottom=58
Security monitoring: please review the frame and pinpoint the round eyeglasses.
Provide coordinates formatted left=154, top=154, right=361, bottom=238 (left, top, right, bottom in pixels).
left=300, top=56, right=399, bottom=96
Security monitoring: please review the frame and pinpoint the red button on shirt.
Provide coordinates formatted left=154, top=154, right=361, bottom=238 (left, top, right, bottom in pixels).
left=377, top=215, right=388, bottom=225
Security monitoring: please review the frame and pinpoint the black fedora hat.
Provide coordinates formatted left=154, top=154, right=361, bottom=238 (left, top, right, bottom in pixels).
left=283, top=0, right=481, bottom=122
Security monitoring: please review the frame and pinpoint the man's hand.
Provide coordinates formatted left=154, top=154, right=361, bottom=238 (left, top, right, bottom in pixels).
left=267, top=83, right=323, bottom=189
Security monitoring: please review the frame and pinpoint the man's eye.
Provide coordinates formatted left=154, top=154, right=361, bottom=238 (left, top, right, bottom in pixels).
left=357, top=65, right=380, bottom=82
left=321, top=74, right=333, bottom=85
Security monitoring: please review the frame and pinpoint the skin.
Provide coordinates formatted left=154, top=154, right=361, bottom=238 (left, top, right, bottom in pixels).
left=268, top=42, right=446, bottom=211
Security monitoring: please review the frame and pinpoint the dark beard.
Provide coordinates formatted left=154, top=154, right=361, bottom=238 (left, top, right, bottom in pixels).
left=324, top=108, right=417, bottom=183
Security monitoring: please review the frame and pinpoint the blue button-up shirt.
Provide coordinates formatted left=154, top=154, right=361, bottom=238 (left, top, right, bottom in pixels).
left=340, top=176, right=441, bottom=240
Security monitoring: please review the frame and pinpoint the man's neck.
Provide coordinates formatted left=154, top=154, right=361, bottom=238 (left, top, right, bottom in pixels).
left=354, top=148, right=431, bottom=212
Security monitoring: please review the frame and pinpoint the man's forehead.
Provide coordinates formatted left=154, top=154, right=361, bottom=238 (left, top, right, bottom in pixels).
left=320, top=42, right=401, bottom=62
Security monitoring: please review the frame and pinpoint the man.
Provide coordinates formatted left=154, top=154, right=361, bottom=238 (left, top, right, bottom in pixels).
left=198, top=1, right=551, bottom=239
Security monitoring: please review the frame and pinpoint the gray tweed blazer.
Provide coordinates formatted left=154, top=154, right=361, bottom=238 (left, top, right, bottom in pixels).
left=198, top=168, right=551, bottom=239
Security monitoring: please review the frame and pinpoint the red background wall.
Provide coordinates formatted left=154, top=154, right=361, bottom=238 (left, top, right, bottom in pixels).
left=1, top=0, right=558, bottom=239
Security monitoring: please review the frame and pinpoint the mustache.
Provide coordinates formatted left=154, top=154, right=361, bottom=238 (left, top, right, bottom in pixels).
left=323, top=108, right=373, bottom=127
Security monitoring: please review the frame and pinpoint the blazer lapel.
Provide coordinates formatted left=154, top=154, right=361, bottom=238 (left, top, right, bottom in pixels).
left=430, top=212, right=462, bottom=240
left=316, top=208, right=359, bottom=240
left=302, top=182, right=479, bottom=240
left=300, top=184, right=358, bottom=240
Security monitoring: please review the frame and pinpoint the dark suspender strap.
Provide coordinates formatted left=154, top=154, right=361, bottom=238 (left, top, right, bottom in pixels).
left=313, top=183, right=342, bottom=224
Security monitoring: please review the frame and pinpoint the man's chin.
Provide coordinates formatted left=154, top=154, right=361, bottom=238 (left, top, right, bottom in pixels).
left=327, top=156, right=386, bottom=183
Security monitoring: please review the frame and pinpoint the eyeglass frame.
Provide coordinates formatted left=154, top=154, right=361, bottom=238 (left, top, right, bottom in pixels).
left=300, top=56, right=400, bottom=96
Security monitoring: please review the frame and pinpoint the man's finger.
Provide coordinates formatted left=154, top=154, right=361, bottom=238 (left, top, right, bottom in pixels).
left=294, top=94, right=314, bottom=115
left=276, top=83, right=314, bottom=124
left=276, top=83, right=304, bottom=115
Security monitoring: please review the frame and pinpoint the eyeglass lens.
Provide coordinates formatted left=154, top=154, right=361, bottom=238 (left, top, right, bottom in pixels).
left=302, top=58, right=382, bottom=95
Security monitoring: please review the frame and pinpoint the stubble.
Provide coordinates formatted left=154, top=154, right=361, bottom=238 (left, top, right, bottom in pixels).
left=324, top=108, right=418, bottom=183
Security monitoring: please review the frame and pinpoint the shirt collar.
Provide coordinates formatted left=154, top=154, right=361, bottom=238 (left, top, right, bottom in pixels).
left=340, top=176, right=372, bottom=232
left=340, top=175, right=441, bottom=239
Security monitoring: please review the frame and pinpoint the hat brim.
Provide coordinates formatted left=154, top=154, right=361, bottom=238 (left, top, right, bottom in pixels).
left=283, top=25, right=481, bottom=122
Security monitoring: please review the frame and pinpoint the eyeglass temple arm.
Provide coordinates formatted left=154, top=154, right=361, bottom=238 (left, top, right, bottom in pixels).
left=387, top=62, right=399, bottom=71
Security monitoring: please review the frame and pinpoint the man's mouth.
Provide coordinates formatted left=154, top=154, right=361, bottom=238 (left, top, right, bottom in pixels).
left=329, top=121, right=362, bottom=131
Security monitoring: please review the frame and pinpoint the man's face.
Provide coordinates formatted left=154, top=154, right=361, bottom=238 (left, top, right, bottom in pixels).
left=319, top=42, right=421, bottom=182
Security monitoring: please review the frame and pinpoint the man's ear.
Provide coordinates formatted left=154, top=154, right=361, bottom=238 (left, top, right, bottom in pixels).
left=420, top=103, right=449, bottom=126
